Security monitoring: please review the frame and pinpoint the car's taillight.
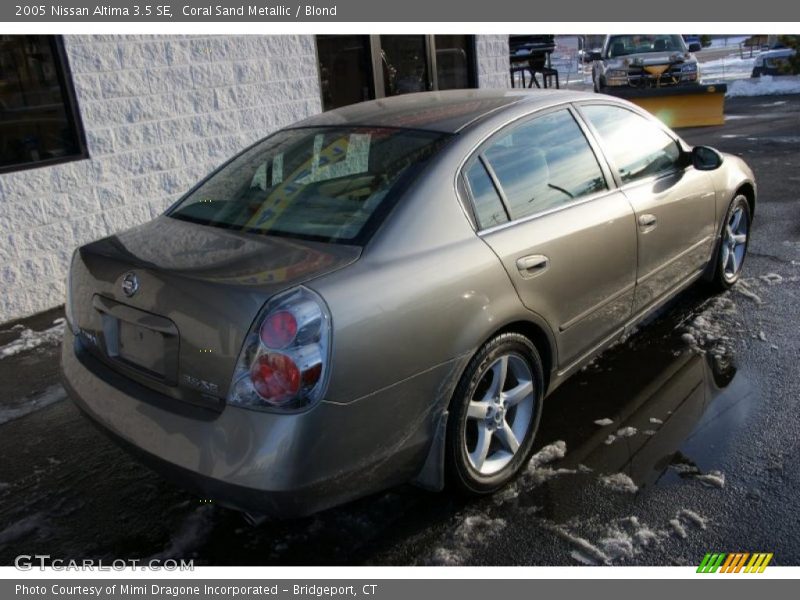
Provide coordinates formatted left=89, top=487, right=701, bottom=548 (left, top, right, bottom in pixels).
left=228, top=287, right=331, bottom=411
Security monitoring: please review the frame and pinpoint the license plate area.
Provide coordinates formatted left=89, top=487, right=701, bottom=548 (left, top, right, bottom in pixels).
left=93, top=295, right=179, bottom=384
left=118, top=322, right=167, bottom=377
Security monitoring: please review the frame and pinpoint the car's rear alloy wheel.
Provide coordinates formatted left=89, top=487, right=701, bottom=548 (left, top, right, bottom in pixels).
left=713, top=194, right=751, bottom=289
left=446, top=333, right=544, bottom=494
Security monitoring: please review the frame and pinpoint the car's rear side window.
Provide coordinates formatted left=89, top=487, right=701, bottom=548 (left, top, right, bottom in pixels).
left=581, top=104, right=682, bottom=184
left=464, top=159, right=509, bottom=229
left=478, top=109, right=608, bottom=221
left=168, top=126, right=450, bottom=244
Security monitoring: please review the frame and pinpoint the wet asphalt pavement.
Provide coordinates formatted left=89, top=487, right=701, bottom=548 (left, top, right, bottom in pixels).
left=1, top=95, right=800, bottom=566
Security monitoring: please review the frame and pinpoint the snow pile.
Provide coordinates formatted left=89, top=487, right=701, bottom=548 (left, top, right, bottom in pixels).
left=0, top=385, right=67, bottom=426
left=700, top=54, right=756, bottom=83
left=0, top=319, right=65, bottom=359
left=527, top=440, right=567, bottom=471
left=734, top=279, right=764, bottom=304
left=678, top=509, right=707, bottom=529
left=594, top=418, right=614, bottom=427
left=727, top=75, right=800, bottom=97
left=599, top=473, right=638, bottom=494
left=669, top=518, right=688, bottom=539
left=649, top=417, right=664, bottom=425
left=680, top=295, right=738, bottom=358
left=556, top=509, right=710, bottom=565
left=604, top=426, right=638, bottom=446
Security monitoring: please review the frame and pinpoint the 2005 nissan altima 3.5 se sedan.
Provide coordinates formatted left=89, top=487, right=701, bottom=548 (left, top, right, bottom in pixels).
left=62, top=90, right=756, bottom=518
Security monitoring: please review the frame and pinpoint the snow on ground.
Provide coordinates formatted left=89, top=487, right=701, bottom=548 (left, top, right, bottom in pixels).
left=0, top=319, right=65, bottom=359
left=649, top=417, right=664, bottom=424
left=491, top=441, right=573, bottom=505
left=594, top=418, right=614, bottom=426
left=727, top=75, right=800, bottom=97
left=528, top=440, right=567, bottom=470
left=554, top=509, right=709, bottom=565
left=598, top=473, right=638, bottom=494
left=734, top=279, right=764, bottom=304
left=429, top=513, right=508, bottom=565
left=603, top=426, right=639, bottom=446
left=680, top=295, right=739, bottom=358
left=0, top=385, right=67, bottom=426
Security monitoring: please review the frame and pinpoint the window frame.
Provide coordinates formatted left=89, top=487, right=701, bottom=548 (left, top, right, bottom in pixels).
left=0, top=35, right=89, bottom=175
left=458, top=103, right=616, bottom=233
left=315, top=34, right=479, bottom=111
left=572, top=100, right=691, bottom=190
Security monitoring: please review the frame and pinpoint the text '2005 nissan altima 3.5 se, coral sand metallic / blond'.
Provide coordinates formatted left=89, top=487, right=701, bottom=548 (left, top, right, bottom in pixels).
left=61, top=89, right=756, bottom=518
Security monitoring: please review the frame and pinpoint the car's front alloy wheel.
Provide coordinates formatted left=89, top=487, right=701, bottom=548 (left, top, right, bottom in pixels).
left=446, top=333, right=544, bottom=494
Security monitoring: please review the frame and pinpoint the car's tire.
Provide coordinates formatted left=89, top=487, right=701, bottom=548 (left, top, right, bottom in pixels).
left=708, top=194, right=751, bottom=291
left=445, top=332, right=544, bottom=495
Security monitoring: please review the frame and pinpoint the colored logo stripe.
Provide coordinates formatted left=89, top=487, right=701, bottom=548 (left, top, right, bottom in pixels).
left=697, top=552, right=773, bottom=573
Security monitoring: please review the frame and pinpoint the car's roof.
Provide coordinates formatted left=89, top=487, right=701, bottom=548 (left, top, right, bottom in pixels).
left=292, top=89, right=598, bottom=134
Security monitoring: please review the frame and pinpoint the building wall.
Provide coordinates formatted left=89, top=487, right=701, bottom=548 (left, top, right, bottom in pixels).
left=0, top=34, right=510, bottom=324
left=476, top=35, right=512, bottom=88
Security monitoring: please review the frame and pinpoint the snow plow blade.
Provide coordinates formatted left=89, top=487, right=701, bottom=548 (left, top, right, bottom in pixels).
left=608, top=84, right=727, bottom=128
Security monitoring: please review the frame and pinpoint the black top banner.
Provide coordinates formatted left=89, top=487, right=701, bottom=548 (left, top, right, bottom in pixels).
left=2, top=0, right=800, bottom=22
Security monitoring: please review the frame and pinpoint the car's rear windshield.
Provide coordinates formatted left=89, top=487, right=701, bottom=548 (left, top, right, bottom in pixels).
left=168, top=126, right=450, bottom=245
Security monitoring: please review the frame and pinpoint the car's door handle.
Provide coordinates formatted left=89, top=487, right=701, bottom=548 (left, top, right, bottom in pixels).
left=638, top=213, right=658, bottom=230
left=516, top=254, right=550, bottom=278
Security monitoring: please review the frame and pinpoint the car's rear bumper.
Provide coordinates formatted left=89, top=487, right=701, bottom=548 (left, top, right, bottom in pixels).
left=61, top=332, right=449, bottom=517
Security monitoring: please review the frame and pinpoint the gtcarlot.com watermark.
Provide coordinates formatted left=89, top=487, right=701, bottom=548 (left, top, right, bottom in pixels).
left=14, top=554, right=194, bottom=571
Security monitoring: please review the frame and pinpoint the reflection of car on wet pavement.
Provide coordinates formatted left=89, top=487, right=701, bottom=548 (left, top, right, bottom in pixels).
left=551, top=343, right=739, bottom=491
left=751, top=48, right=797, bottom=77
left=61, top=90, right=759, bottom=519
left=591, top=34, right=701, bottom=92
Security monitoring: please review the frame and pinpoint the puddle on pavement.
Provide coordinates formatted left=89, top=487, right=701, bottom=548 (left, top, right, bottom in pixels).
left=532, top=303, right=756, bottom=505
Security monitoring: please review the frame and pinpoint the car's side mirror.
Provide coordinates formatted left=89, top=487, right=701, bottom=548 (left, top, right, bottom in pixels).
left=688, top=42, right=702, bottom=52
left=691, top=146, right=723, bottom=170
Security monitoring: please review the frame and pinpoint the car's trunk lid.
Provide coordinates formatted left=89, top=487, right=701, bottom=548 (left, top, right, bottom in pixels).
left=69, top=216, right=360, bottom=410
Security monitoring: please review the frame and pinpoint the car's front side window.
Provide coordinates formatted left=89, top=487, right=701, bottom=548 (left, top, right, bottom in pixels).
left=476, top=109, right=608, bottom=222
left=581, top=104, right=683, bottom=184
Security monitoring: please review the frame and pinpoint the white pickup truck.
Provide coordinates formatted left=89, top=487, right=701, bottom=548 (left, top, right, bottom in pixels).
left=590, top=34, right=701, bottom=93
